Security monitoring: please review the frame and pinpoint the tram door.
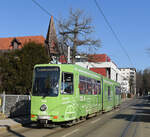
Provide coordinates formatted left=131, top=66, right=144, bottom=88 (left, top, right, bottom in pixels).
left=79, top=76, right=87, bottom=116
left=113, top=86, right=116, bottom=108
left=97, top=80, right=101, bottom=110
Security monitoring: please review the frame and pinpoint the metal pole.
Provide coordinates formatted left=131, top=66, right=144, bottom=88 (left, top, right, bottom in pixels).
left=67, top=46, right=71, bottom=64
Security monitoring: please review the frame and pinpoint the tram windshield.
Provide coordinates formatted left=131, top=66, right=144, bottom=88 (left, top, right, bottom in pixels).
left=32, top=67, right=60, bottom=97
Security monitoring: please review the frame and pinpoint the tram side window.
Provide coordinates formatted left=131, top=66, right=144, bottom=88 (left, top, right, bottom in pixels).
left=92, top=83, right=96, bottom=95
left=79, top=81, right=86, bottom=94
left=91, top=79, right=96, bottom=95
left=116, top=86, right=121, bottom=95
left=79, top=75, right=99, bottom=95
left=97, top=81, right=101, bottom=94
left=87, top=82, right=92, bottom=95
left=61, top=72, right=74, bottom=94
left=108, top=86, right=111, bottom=100
left=79, top=76, right=83, bottom=94
left=79, top=76, right=87, bottom=94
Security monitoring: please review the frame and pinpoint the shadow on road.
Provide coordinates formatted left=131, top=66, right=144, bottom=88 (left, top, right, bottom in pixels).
left=112, top=114, right=150, bottom=123
left=112, top=96, right=150, bottom=123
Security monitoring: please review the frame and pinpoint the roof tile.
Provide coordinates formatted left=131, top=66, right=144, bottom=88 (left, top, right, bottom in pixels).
left=0, top=35, right=45, bottom=50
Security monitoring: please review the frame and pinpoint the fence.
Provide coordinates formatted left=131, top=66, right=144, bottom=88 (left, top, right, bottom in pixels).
left=0, top=92, right=30, bottom=117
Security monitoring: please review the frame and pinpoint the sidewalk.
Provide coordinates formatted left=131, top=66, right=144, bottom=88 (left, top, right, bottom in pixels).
left=0, top=116, right=31, bottom=133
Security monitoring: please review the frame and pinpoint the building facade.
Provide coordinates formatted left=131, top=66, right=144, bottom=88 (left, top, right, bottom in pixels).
left=75, top=54, right=137, bottom=94
left=120, top=68, right=136, bottom=94
left=75, top=54, right=124, bottom=85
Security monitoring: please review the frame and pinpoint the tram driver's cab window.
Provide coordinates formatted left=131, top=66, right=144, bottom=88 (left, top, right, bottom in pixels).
left=61, top=72, right=74, bottom=94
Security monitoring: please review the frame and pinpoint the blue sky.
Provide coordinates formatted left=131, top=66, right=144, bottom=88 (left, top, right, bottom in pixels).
left=0, top=0, right=150, bottom=71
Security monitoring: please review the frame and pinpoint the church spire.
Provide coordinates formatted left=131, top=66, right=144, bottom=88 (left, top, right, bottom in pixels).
left=45, top=16, right=60, bottom=60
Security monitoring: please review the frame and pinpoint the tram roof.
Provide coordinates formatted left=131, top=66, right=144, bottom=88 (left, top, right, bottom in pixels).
left=34, top=64, right=120, bottom=85
left=34, top=64, right=102, bottom=79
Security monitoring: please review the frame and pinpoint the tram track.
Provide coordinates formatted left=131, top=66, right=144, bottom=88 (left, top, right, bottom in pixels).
left=119, top=113, right=137, bottom=137
left=43, top=97, right=138, bottom=137
left=54, top=97, right=143, bottom=137
left=119, top=97, right=147, bottom=137
left=0, top=97, right=140, bottom=137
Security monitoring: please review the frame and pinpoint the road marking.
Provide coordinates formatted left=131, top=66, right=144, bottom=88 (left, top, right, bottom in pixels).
left=91, top=118, right=102, bottom=124
left=62, top=129, right=79, bottom=137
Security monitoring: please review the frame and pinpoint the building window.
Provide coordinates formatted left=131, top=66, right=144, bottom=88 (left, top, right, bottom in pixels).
left=130, top=72, right=134, bottom=75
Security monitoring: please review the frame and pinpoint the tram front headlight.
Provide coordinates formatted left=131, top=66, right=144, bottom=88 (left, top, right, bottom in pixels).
left=40, top=104, right=47, bottom=111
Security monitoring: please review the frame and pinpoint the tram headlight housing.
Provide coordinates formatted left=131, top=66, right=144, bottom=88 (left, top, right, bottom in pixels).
left=40, top=104, right=47, bottom=111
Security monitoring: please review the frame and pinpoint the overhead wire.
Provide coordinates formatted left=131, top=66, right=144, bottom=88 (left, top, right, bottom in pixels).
left=31, top=0, right=59, bottom=22
left=31, top=0, right=134, bottom=67
left=94, top=0, right=134, bottom=68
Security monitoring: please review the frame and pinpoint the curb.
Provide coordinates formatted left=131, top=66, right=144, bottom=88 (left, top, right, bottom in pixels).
left=0, top=119, right=31, bottom=134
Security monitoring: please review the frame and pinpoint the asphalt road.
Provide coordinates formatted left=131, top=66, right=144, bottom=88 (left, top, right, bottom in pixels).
left=0, top=96, right=150, bottom=137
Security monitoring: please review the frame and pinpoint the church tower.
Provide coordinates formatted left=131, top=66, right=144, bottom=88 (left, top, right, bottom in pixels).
left=45, top=16, right=61, bottom=63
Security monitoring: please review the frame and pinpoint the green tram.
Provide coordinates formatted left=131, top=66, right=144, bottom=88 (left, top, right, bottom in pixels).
left=31, top=64, right=121, bottom=125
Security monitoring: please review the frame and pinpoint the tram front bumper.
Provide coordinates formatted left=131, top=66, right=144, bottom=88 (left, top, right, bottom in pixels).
left=38, top=115, right=50, bottom=120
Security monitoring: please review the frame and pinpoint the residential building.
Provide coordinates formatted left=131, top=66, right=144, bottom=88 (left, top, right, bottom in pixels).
left=75, top=54, right=137, bottom=94
left=0, top=35, right=45, bottom=88
left=75, top=54, right=124, bottom=85
left=121, top=79, right=130, bottom=93
left=0, top=35, right=45, bottom=52
left=120, top=68, right=136, bottom=94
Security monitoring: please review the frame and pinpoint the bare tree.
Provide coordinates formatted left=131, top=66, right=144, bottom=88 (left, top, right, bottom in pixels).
left=136, top=69, right=150, bottom=96
left=58, top=9, right=100, bottom=64
left=143, top=69, right=150, bottom=95
left=136, top=70, right=143, bottom=95
left=129, top=77, right=135, bottom=94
